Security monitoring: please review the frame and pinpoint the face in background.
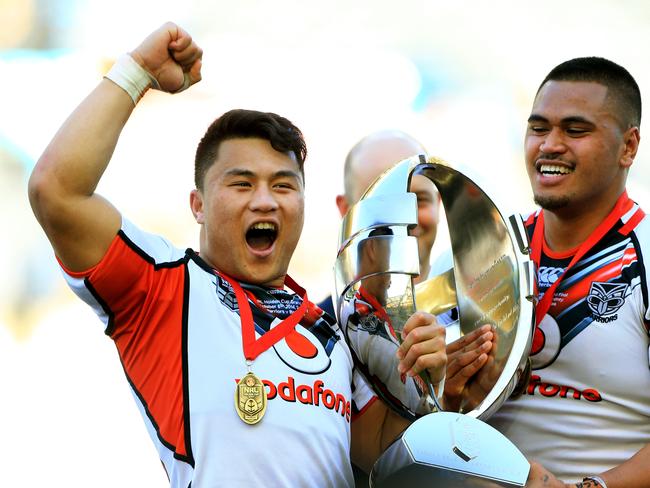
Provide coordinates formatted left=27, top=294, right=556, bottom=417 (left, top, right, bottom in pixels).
left=190, top=137, right=305, bottom=287
left=336, top=131, right=441, bottom=283
left=525, top=80, right=639, bottom=219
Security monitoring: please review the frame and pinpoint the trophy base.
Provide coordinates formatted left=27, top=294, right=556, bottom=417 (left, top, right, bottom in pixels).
left=370, top=412, right=529, bottom=488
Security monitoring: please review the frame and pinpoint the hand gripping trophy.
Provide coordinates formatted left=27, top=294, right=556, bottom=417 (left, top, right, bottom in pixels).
left=334, top=155, right=536, bottom=487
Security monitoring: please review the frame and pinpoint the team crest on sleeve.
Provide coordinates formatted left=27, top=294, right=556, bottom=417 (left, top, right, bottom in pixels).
left=587, top=282, right=629, bottom=323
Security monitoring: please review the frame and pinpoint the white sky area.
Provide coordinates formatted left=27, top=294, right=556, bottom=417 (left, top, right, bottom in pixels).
left=2, top=1, right=650, bottom=486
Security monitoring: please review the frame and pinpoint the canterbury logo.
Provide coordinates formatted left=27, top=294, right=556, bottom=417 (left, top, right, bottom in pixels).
left=235, top=376, right=351, bottom=422
left=537, top=266, right=565, bottom=288
left=587, top=282, right=628, bottom=321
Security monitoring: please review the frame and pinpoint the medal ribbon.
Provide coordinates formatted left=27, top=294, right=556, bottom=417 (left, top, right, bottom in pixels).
left=531, top=191, right=633, bottom=326
left=218, top=272, right=308, bottom=361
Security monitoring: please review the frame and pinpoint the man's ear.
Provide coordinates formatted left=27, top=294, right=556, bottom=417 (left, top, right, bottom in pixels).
left=190, top=189, right=205, bottom=223
left=336, top=194, right=350, bottom=218
left=620, top=126, right=640, bottom=169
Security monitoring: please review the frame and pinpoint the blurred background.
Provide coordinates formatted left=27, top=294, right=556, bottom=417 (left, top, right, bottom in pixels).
left=2, top=1, right=650, bottom=486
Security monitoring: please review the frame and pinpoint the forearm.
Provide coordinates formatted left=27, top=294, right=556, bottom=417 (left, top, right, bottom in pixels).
left=527, top=445, right=650, bottom=488
left=592, top=443, right=650, bottom=488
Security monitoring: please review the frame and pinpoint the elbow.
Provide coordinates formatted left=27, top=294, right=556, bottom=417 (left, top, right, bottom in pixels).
left=28, top=158, right=53, bottom=218
left=28, top=155, right=68, bottom=228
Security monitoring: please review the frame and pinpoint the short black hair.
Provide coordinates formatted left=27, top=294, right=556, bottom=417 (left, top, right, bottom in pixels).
left=194, top=109, right=307, bottom=190
left=538, top=57, right=642, bottom=128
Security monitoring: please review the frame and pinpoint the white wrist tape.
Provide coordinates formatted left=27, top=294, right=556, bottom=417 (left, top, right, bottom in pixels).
left=583, top=475, right=608, bottom=488
left=104, top=53, right=160, bottom=105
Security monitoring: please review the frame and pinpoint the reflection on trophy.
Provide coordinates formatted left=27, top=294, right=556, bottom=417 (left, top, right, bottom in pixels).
left=334, top=155, right=536, bottom=487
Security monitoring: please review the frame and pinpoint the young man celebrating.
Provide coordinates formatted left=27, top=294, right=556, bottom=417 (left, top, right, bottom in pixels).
left=489, top=58, right=650, bottom=488
left=27, top=23, right=447, bottom=487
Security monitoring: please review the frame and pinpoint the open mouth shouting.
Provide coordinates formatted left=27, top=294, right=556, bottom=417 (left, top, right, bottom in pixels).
left=246, top=221, right=278, bottom=257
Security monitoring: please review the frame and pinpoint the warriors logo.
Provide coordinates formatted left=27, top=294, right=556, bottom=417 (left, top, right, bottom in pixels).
left=587, top=282, right=628, bottom=323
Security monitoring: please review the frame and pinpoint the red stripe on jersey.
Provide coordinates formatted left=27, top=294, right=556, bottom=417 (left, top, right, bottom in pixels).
left=619, top=208, right=646, bottom=236
left=84, top=236, right=189, bottom=460
left=621, top=245, right=638, bottom=268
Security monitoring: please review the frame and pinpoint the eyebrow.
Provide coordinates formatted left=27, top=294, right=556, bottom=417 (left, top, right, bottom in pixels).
left=527, top=114, right=548, bottom=124
left=223, top=168, right=303, bottom=181
left=224, top=168, right=255, bottom=178
left=528, top=114, right=595, bottom=125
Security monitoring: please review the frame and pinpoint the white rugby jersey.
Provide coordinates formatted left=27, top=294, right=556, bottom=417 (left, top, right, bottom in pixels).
left=489, top=196, right=650, bottom=482
left=60, top=218, right=375, bottom=488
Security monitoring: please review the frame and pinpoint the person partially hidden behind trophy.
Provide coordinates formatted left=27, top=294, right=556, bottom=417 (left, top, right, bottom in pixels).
left=317, top=129, right=490, bottom=400
left=323, top=131, right=497, bottom=387
left=27, top=22, right=448, bottom=487
left=318, top=129, right=448, bottom=315
left=453, top=57, right=650, bottom=488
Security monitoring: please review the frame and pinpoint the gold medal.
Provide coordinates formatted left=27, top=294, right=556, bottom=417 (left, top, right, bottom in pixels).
left=235, top=371, right=267, bottom=425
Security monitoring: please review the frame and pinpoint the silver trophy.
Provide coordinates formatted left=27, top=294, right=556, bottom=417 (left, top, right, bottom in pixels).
left=334, top=155, right=536, bottom=487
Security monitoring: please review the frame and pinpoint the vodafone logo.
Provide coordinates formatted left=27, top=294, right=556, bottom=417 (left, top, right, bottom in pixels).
left=273, top=320, right=333, bottom=374
left=526, top=374, right=602, bottom=402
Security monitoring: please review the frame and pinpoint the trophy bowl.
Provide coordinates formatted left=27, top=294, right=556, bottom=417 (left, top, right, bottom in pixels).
left=334, top=155, right=536, bottom=487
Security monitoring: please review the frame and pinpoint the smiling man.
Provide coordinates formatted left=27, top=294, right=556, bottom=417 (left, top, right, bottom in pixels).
left=487, top=57, right=650, bottom=488
left=27, top=22, right=447, bottom=487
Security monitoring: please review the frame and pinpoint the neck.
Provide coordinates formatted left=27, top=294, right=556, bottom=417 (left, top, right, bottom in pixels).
left=542, top=192, right=625, bottom=253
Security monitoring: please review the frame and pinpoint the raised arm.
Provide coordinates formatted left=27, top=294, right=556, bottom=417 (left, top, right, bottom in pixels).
left=28, top=22, right=202, bottom=271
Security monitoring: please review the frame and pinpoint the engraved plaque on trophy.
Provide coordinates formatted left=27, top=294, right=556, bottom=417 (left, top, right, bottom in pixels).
left=334, top=155, right=535, bottom=487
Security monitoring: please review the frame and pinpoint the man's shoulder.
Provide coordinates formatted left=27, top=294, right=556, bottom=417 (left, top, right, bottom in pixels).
left=119, top=217, right=188, bottom=265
